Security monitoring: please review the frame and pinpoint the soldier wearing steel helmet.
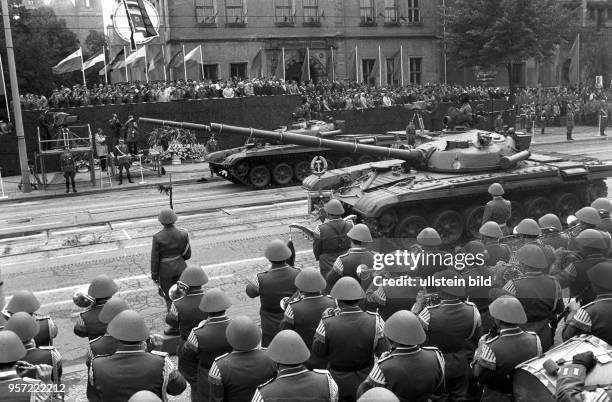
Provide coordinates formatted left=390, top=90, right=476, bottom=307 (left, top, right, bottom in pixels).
left=503, top=244, right=564, bottom=351
left=591, top=198, right=612, bottom=240
left=313, top=199, right=354, bottom=278
left=538, top=213, right=570, bottom=250
left=251, top=330, right=339, bottom=402
left=509, top=218, right=556, bottom=269
left=246, top=239, right=300, bottom=347
left=151, top=208, right=192, bottom=335
left=326, top=224, right=376, bottom=292
left=357, top=310, right=444, bottom=401
left=472, top=296, right=541, bottom=402
left=279, top=268, right=336, bottom=369
left=482, top=183, right=511, bottom=235
left=567, top=207, right=611, bottom=252
left=358, top=387, right=399, bottom=402
left=208, top=316, right=276, bottom=401
left=128, top=390, right=162, bottom=402
left=479, top=221, right=511, bottom=265
left=312, top=277, right=388, bottom=402
left=416, top=270, right=482, bottom=401
left=413, top=228, right=448, bottom=289
left=89, top=310, right=186, bottom=400
left=2, top=290, right=58, bottom=348
left=562, top=261, right=612, bottom=345
left=74, top=275, right=119, bottom=341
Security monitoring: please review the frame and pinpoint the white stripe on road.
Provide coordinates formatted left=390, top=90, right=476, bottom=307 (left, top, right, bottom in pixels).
left=122, top=229, right=132, bottom=240
left=53, top=225, right=109, bottom=235
left=0, top=221, right=63, bottom=232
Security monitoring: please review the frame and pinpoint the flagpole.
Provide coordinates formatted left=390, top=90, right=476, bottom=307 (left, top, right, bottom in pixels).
left=0, top=54, right=10, bottom=122
left=331, top=46, right=335, bottom=81
left=282, top=48, right=285, bottom=81
left=80, top=47, right=86, bottom=87
left=577, top=33, right=580, bottom=89
left=355, top=45, right=359, bottom=83
left=378, top=45, right=382, bottom=87
left=102, top=46, right=108, bottom=84
left=306, top=48, right=310, bottom=82
left=182, top=44, right=187, bottom=81
left=144, top=46, right=149, bottom=83
left=124, top=46, right=129, bottom=82
left=400, top=45, right=404, bottom=87
left=161, top=45, right=167, bottom=81
left=199, top=45, right=204, bottom=80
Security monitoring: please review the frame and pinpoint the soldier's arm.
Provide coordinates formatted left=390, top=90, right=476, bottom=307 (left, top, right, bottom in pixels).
left=279, top=304, right=295, bottom=331
left=481, top=204, right=492, bottom=223
left=245, top=274, right=260, bottom=298
left=356, top=361, right=386, bottom=398
left=552, top=279, right=566, bottom=315
left=180, top=330, right=200, bottom=363
left=182, top=233, right=192, bottom=261
left=313, top=238, right=322, bottom=260
left=556, top=363, right=596, bottom=402
left=165, top=302, right=179, bottom=328
left=73, top=314, right=88, bottom=338
left=554, top=260, right=578, bottom=289
left=468, top=306, right=483, bottom=348
left=151, top=237, right=160, bottom=282
left=163, top=355, right=187, bottom=396
left=562, top=308, right=591, bottom=341
left=373, top=315, right=390, bottom=357
left=48, top=317, right=58, bottom=340
left=311, top=319, right=329, bottom=357
left=472, top=343, right=495, bottom=385
left=208, top=361, right=225, bottom=402
left=325, top=258, right=344, bottom=293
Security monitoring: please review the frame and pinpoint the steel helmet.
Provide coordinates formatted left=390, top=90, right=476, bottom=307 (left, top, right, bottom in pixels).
left=107, top=310, right=149, bottom=342
left=179, top=266, right=209, bottom=287
left=323, top=199, right=344, bottom=215
left=226, top=315, right=261, bottom=351
left=587, top=262, right=612, bottom=291
left=384, top=310, right=426, bottom=345
left=295, top=267, right=326, bottom=293
left=158, top=208, right=177, bottom=225
left=592, top=198, right=612, bottom=213
left=515, top=219, right=541, bottom=236
left=6, top=290, right=40, bottom=314
left=0, top=331, right=27, bottom=363
left=99, top=297, right=130, bottom=324
left=358, top=387, right=400, bottom=402
left=199, top=288, right=232, bottom=313
left=479, top=221, right=503, bottom=238
left=88, top=275, right=119, bottom=299
left=461, top=240, right=486, bottom=255
left=347, top=224, right=373, bottom=243
left=417, top=227, right=442, bottom=247
left=575, top=207, right=602, bottom=226
left=517, top=244, right=548, bottom=270
left=330, top=277, right=365, bottom=300
left=576, top=229, right=608, bottom=250
left=488, top=183, right=504, bottom=196
left=264, top=239, right=292, bottom=262
left=5, top=312, right=40, bottom=342
left=128, top=391, right=162, bottom=402
left=538, top=214, right=562, bottom=231
left=489, top=295, right=527, bottom=324
left=267, top=330, right=310, bottom=364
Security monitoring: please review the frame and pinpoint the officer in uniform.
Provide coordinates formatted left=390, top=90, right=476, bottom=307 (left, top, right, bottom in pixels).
left=252, top=330, right=339, bottom=402
left=357, top=310, right=445, bottom=401
left=209, top=316, right=276, bottom=401
left=562, top=261, right=612, bottom=345
left=479, top=221, right=511, bottom=265
left=482, top=183, right=511, bottom=235
left=89, top=310, right=186, bottom=400
left=74, top=274, right=119, bottom=341
left=503, top=244, right=564, bottom=351
left=60, top=147, right=77, bottom=193
left=566, top=108, right=574, bottom=141
left=313, top=199, right=353, bottom=278
left=182, top=288, right=233, bottom=401
left=472, top=296, right=541, bottom=402
left=538, top=213, right=570, bottom=250
left=417, top=270, right=482, bottom=401
left=556, top=351, right=612, bottom=402
left=280, top=267, right=336, bottom=369
left=312, top=277, right=388, bottom=402
left=326, top=223, right=376, bottom=291
left=151, top=208, right=192, bottom=335
left=3, top=290, right=57, bottom=347
left=246, top=239, right=300, bottom=347
left=114, top=138, right=133, bottom=184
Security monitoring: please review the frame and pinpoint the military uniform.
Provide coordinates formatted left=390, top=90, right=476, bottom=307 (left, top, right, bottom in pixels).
left=463, top=266, right=496, bottom=332
left=21, top=340, right=62, bottom=384
left=556, top=254, right=611, bottom=305
left=482, top=197, right=511, bottom=234
left=1, top=311, right=57, bottom=347
left=313, top=219, right=353, bottom=278
left=251, top=366, right=339, bottom=402
left=563, top=293, right=612, bottom=345
left=556, top=362, right=612, bottom=402
left=0, top=370, right=52, bottom=401
left=151, top=225, right=191, bottom=311
left=74, top=301, right=109, bottom=341
left=326, top=247, right=376, bottom=290
left=366, top=273, right=421, bottom=320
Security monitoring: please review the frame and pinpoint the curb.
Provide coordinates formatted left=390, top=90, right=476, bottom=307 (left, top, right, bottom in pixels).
left=531, top=135, right=611, bottom=146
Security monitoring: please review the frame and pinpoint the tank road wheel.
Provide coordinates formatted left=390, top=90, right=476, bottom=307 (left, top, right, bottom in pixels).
left=235, top=162, right=249, bottom=177
left=553, top=192, right=582, bottom=223
left=394, top=215, right=428, bottom=249
left=508, top=201, right=525, bottom=230
left=294, top=161, right=311, bottom=181
left=357, top=155, right=374, bottom=164
left=337, top=157, right=355, bottom=168
left=524, top=196, right=554, bottom=220
left=326, top=160, right=335, bottom=170
left=248, top=165, right=271, bottom=189
left=463, top=205, right=485, bottom=239
left=272, top=163, right=293, bottom=185
left=431, top=209, right=465, bottom=246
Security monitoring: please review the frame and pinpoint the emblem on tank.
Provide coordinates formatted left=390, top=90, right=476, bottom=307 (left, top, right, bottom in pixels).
left=310, top=156, right=328, bottom=176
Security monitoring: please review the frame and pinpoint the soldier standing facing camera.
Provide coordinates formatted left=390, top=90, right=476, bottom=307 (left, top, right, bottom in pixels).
left=60, top=147, right=77, bottom=193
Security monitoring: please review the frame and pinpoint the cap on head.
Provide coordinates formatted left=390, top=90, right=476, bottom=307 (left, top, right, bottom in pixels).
left=347, top=224, right=373, bottom=243
left=516, top=219, right=541, bottom=236
left=5, top=312, right=40, bottom=342
left=107, top=310, right=149, bottom=342
left=267, top=330, right=310, bottom=364
left=417, top=227, right=442, bottom=247
left=591, top=198, right=612, bottom=213
left=294, top=268, right=326, bottom=293
left=323, top=199, right=344, bottom=215
left=99, top=297, right=130, bottom=324
left=88, top=275, right=119, bottom=299
left=576, top=207, right=602, bottom=226
left=479, top=221, right=503, bottom=239
left=264, top=239, right=291, bottom=262
left=158, top=208, right=178, bottom=225
left=179, top=266, right=209, bottom=287
left=489, top=295, right=527, bottom=324
left=538, top=214, right=562, bottom=231
left=226, top=315, right=261, bottom=351
left=517, top=244, right=548, bottom=270
left=433, top=270, right=465, bottom=297
left=384, top=310, right=426, bottom=345
left=488, top=183, right=504, bottom=196
left=199, top=288, right=232, bottom=313
left=576, top=229, right=608, bottom=250
left=330, top=277, right=365, bottom=300
left=6, top=290, right=40, bottom=314
left=0, top=331, right=27, bottom=363
left=587, top=262, right=612, bottom=291
left=128, top=390, right=162, bottom=402
left=357, top=387, right=400, bottom=402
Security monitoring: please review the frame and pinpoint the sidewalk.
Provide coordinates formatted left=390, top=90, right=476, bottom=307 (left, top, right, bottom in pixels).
left=527, top=125, right=612, bottom=145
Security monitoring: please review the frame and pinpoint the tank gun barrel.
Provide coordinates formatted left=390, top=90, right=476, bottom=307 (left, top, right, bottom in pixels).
left=139, top=117, right=210, bottom=132
left=210, top=123, right=425, bottom=163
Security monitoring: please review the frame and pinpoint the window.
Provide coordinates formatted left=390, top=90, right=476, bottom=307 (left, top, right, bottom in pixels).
left=360, top=0, right=375, bottom=24
left=203, top=64, right=218, bottom=80
left=226, top=0, right=245, bottom=24
left=196, top=0, right=217, bottom=24
left=303, top=0, right=320, bottom=23
left=275, top=0, right=295, bottom=23
left=386, top=58, right=398, bottom=87
left=408, top=0, right=420, bottom=22
left=409, top=57, right=422, bottom=84
left=230, top=62, right=247, bottom=79
left=384, top=0, right=399, bottom=23
left=362, top=59, right=376, bottom=86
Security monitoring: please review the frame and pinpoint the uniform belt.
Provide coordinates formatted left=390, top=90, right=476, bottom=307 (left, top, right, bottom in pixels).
left=160, top=255, right=182, bottom=262
left=330, top=361, right=372, bottom=372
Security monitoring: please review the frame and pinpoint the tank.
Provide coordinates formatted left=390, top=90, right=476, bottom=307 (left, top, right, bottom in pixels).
left=209, top=122, right=612, bottom=249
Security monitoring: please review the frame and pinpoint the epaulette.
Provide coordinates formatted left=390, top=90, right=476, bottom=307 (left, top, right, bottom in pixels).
left=365, top=310, right=380, bottom=316
left=485, top=335, right=500, bottom=344
left=338, top=251, right=350, bottom=258
left=89, top=336, right=103, bottom=344
left=580, top=300, right=597, bottom=309
left=427, top=304, right=441, bottom=310
left=322, top=307, right=340, bottom=319
left=195, top=320, right=207, bottom=329
left=38, top=346, right=56, bottom=350
left=465, top=301, right=477, bottom=307
left=151, top=350, right=168, bottom=357
left=525, top=330, right=538, bottom=336
left=258, top=377, right=275, bottom=389
left=313, top=368, right=330, bottom=374
left=35, top=314, right=51, bottom=320
left=214, top=352, right=230, bottom=361
left=422, top=346, right=441, bottom=352
left=376, top=354, right=394, bottom=364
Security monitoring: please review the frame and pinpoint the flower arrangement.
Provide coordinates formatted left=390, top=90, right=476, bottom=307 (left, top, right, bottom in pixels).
left=147, top=127, right=205, bottom=161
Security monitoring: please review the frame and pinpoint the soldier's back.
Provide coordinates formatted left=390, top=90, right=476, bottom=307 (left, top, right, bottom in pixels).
left=214, top=349, right=276, bottom=401
left=258, top=369, right=332, bottom=402
left=290, top=295, right=337, bottom=348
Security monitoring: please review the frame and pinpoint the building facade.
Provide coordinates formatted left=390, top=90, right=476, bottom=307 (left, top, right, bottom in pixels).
left=46, top=0, right=105, bottom=45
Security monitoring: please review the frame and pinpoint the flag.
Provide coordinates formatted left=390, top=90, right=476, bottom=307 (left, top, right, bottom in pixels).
left=122, top=0, right=158, bottom=50
left=569, top=34, right=580, bottom=86
left=347, top=46, right=357, bottom=82
left=391, top=48, right=401, bottom=84
left=83, top=52, right=105, bottom=71
left=104, top=48, right=125, bottom=73
left=168, top=48, right=183, bottom=69
left=124, top=46, right=146, bottom=66
left=369, top=55, right=379, bottom=86
left=251, top=48, right=263, bottom=78
left=184, top=46, right=203, bottom=64
left=275, top=48, right=285, bottom=80
left=52, top=48, right=83, bottom=74
left=148, top=45, right=163, bottom=72
left=300, top=48, right=310, bottom=83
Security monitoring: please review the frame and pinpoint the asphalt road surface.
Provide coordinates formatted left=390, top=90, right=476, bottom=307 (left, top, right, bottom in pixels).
left=0, top=138, right=611, bottom=401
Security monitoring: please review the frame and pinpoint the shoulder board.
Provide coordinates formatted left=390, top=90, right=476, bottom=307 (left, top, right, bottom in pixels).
left=377, top=354, right=394, bottom=364
left=313, top=369, right=330, bottom=374
left=195, top=320, right=207, bottom=329
left=35, top=314, right=50, bottom=319
left=322, top=307, right=340, bottom=319
left=485, top=335, right=500, bottom=344
left=89, top=336, right=103, bottom=344
left=38, top=346, right=56, bottom=350
left=422, top=346, right=441, bottom=352
left=581, top=300, right=597, bottom=309
left=465, top=301, right=476, bottom=307
left=214, top=352, right=230, bottom=361
left=91, top=353, right=112, bottom=361
left=151, top=350, right=168, bottom=357
left=365, top=310, right=379, bottom=316
left=427, top=304, right=441, bottom=310
left=525, top=330, right=538, bottom=336
left=338, top=251, right=349, bottom=258
left=288, top=297, right=303, bottom=306
left=258, top=377, right=275, bottom=389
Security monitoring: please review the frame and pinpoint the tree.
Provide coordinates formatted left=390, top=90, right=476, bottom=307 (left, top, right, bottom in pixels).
left=445, top=0, right=579, bottom=98
left=84, top=30, right=106, bottom=57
